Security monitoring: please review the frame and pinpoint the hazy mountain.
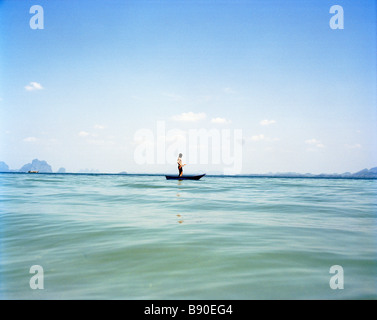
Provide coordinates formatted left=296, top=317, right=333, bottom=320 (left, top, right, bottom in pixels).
left=19, top=159, right=53, bottom=173
left=351, top=167, right=377, bottom=178
left=240, top=167, right=377, bottom=178
left=57, top=167, right=66, bottom=173
left=0, top=161, right=9, bottom=172
left=369, top=167, right=377, bottom=174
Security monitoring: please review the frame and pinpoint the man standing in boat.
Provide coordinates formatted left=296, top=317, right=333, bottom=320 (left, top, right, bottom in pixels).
left=177, top=153, right=186, bottom=177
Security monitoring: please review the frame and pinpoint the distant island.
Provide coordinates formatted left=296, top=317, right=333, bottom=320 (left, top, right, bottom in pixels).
left=0, top=161, right=9, bottom=172
left=234, top=167, right=377, bottom=179
left=57, top=167, right=66, bottom=173
left=0, top=159, right=376, bottom=178
left=19, top=159, right=53, bottom=173
left=0, top=159, right=127, bottom=175
left=0, top=159, right=55, bottom=173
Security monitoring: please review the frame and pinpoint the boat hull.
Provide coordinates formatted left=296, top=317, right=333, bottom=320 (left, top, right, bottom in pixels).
left=165, top=174, right=206, bottom=180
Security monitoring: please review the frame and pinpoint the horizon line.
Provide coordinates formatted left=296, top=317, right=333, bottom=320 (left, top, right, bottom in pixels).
left=1, top=171, right=376, bottom=180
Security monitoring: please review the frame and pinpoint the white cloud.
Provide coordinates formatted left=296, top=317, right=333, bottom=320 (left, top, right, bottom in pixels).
left=25, top=82, right=43, bottom=91
left=305, top=139, right=325, bottom=148
left=249, top=134, right=280, bottom=142
left=260, top=119, right=276, bottom=126
left=94, top=124, right=106, bottom=130
left=23, top=137, right=38, bottom=142
left=78, top=131, right=90, bottom=137
left=171, top=112, right=206, bottom=122
left=250, top=134, right=265, bottom=141
left=211, top=117, right=230, bottom=124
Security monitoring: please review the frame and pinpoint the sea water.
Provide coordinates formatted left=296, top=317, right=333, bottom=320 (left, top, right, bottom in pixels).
left=0, top=173, right=376, bottom=299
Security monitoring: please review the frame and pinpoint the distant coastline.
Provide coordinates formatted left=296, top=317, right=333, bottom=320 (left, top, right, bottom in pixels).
left=0, top=159, right=376, bottom=179
left=1, top=172, right=377, bottom=180
left=0, top=159, right=377, bottom=179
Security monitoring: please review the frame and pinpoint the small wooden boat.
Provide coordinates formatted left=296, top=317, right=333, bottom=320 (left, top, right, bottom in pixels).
left=165, top=174, right=206, bottom=180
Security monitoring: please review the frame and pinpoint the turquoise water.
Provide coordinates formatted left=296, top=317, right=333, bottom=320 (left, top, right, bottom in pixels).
left=0, top=173, right=376, bottom=299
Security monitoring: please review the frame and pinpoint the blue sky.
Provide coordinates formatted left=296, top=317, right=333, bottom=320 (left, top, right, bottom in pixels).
left=0, top=0, right=376, bottom=174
